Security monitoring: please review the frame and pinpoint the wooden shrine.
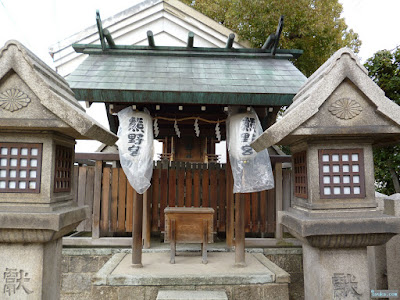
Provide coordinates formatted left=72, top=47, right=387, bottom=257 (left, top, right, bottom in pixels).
left=66, top=11, right=306, bottom=266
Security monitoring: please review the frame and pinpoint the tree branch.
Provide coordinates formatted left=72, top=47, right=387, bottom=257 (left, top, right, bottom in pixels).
left=389, top=167, right=400, bottom=193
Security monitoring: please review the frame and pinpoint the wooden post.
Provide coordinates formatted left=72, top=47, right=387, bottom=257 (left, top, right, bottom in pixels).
left=143, top=190, right=151, bottom=249
left=226, top=158, right=234, bottom=248
left=76, top=166, right=87, bottom=232
left=202, top=219, right=208, bottom=264
left=92, top=160, right=103, bottom=239
left=235, top=193, right=246, bottom=267
left=171, top=136, right=175, bottom=161
left=84, top=167, right=95, bottom=232
left=132, top=191, right=143, bottom=267
left=275, top=162, right=283, bottom=239
left=100, top=167, right=111, bottom=234
left=170, top=219, right=176, bottom=264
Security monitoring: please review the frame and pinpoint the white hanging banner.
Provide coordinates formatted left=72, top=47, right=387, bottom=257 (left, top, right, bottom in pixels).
left=227, top=107, right=274, bottom=193
left=116, top=107, right=154, bottom=194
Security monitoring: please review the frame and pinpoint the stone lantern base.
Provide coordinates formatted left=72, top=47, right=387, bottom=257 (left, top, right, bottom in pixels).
left=280, top=208, right=400, bottom=300
left=303, top=244, right=369, bottom=299
left=0, top=206, right=87, bottom=300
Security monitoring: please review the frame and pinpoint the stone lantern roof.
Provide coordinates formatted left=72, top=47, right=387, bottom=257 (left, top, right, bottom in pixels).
left=0, top=40, right=117, bottom=146
left=252, top=48, right=400, bottom=151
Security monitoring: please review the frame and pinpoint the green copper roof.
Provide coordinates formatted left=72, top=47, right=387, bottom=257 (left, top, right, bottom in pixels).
left=67, top=46, right=306, bottom=106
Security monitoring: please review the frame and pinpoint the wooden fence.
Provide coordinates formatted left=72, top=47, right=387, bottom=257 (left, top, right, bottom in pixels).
left=72, top=153, right=292, bottom=246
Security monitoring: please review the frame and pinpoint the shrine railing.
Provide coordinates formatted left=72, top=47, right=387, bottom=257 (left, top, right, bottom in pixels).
left=71, top=153, right=293, bottom=247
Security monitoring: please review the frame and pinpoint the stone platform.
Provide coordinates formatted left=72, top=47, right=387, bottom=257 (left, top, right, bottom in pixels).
left=93, top=252, right=290, bottom=300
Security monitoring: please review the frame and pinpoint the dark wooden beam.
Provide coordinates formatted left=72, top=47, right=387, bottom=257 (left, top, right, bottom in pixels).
left=75, top=153, right=120, bottom=161
left=96, top=10, right=106, bottom=51
left=105, top=103, right=118, bottom=134
left=72, top=43, right=304, bottom=59
left=226, top=33, right=235, bottom=49
left=262, top=34, right=275, bottom=50
left=75, top=152, right=291, bottom=164
left=272, top=16, right=284, bottom=56
left=103, top=29, right=116, bottom=48
left=262, top=15, right=284, bottom=53
left=187, top=32, right=194, bottom=48
left=157, top=127, right=226, bottom=139
left=147, top=31, right=155, bottom=47
left=109, top=103, right=228, bottom=116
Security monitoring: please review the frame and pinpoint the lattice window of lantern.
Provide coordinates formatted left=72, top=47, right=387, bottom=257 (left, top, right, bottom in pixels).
left=0, top=143, right=42, bottom=193
left=293, top=151, right=308, bottom=199
left=54, top=145, right=73, bottom=193
left=318, top=149, right=366, bottom=199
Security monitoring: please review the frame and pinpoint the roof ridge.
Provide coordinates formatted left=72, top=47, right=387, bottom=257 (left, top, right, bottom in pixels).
left=0, top=40, right=117, bottom=146
left=251, top=47, right=400, bottom=151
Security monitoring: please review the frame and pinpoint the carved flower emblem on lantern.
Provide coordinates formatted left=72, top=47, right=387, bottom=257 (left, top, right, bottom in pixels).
left=0, top=89, right=31, bottom=112
left=328, top=98, right=362, bottom=120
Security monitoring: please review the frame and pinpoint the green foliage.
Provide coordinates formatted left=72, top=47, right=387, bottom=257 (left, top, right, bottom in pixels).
left=373, top=146, right=400, bottom=195
left=180, top=0, right=361, bottom=76
left=364, top=47, right=400, bottom=105
left=364, top=47, right=400, bottom=195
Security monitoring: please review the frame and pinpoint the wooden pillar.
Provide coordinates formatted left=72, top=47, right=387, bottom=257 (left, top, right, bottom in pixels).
left=275, top=162, right=283, bottom=239
left=132, top=192, right=143, bottom=267
left=171, top=136, right=175, bottom=161
left=202, top=219, right=208, bottom=264
left=143, top=190, right=151, bottom=249
left=235, top=193, right=246, bottom=267
left=92, top=160, right=103, bottom=239
left=170, top=219, right=176, bottom=264
left=226, top=158, right=234, bottom=248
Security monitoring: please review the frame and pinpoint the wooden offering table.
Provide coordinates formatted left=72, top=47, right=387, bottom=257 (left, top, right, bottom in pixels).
left=165, top=207, right=214, bottom=264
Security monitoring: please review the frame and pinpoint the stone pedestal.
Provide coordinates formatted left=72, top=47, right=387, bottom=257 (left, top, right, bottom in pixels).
left=303, top=244, right=368, bottom=299
left=1, top=240, right=61, bottom=299
left=0, top=207, right=87, bottom=299
left=280, top=208, right=399, bottom=300
left=367, top=244, right=387, bottom=290
left=384, top=194, right=400, bottom=290
left=0, top=40, right=117, bottom=299
left=251, top=47, right=400, bottom=300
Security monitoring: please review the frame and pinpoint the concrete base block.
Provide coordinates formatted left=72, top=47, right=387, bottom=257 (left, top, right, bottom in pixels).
left=0, top=238, right=62, bottom=300
left=303, top=244, right=369, bottom=300
left=386, top=234, right=400, bottom=290
left=156, top=290, right=228, bottom=300
left=92, top=252, right=289, bottom=300
left=367, top=245, right=387, bottom=290
left=384, top=195, right=400, bottom=290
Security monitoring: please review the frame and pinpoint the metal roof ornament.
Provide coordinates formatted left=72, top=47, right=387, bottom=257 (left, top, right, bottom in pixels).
left=96, top=10, right=116, bottom=50
left=261, top=15, right=284, bottom=56
left=96, top=10, right=106, bottom=51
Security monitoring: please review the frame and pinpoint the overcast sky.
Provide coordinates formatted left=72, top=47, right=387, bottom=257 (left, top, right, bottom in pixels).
left=1, top=0, right=399, bottom=66
left=1, top=0, right=399, bottom=152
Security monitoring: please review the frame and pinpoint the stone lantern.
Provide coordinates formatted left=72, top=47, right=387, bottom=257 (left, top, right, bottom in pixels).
left=0, top=41, right=117, bottom=299
left=252, top=48, right=400, bottom=299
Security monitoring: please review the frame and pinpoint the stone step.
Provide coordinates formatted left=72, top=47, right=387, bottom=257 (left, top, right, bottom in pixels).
left=156, top=290, right=228, bottom=300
